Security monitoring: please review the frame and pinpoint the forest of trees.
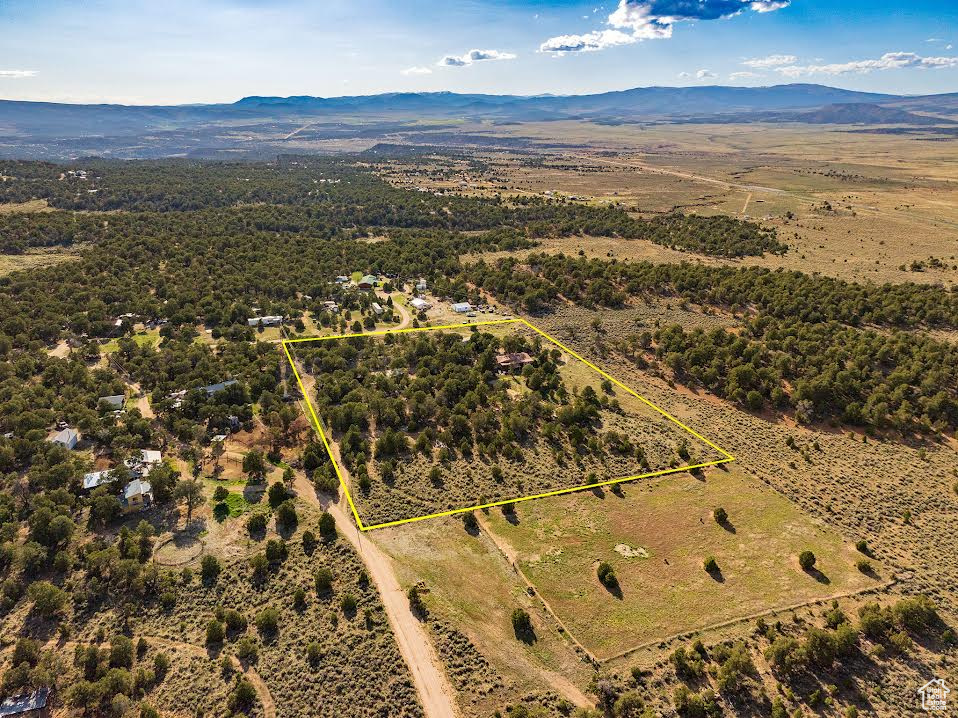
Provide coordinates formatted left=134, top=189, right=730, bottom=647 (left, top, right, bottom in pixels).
left=621, top=317, right=958, bottom=433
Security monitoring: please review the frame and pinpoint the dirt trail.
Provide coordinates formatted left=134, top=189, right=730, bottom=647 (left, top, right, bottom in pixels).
left=286, top=347, right=456, bottom=714
left=381, top=290, right=413, bottom=329
left=475, top=513, right=599, bottom=668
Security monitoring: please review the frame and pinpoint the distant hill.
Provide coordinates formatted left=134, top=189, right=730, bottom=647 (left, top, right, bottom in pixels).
left=1, top=84, right=956, bottom=159
left=790, top=103, right=955, bottom=125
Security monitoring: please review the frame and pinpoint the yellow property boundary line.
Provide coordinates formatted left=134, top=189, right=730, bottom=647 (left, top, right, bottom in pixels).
left=282, top=317, right=735, bottom=531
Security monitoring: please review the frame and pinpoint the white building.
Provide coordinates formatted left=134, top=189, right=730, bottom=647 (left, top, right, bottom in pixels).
left=247, top=316, right=283, bottom=327
left=125, top=449, right=163, bottom=476
left=49, top=428, right=78, bottom=450
left=82, top=470, right=114, bottom=491
left=122, top=479, right=153, bottom=513
left=410, top=297, right=430, bottom=311
left=371, top=302, right=384, bottom=315
left=452, top=302, right=472, bottom=313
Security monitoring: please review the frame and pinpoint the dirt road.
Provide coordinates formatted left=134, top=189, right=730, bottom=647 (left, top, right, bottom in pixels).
left=293, top=477, right=459, bottom=718
left=380, top=290, right=413, bottom=329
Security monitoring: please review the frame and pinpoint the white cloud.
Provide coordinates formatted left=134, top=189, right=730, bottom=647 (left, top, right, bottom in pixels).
left=776, top=51, right=958, bottom=77
left=401, top=66, right=432, bottom=76
left=729, top=70, right=762, bottom=80
left=742, top=54, right=797, bottom=68
left=750, top=0, right=789, bottom=11
left=541, top=0, right=789, bottom=55
left=438, top=49, right=517, bottom=67
left=677, top=71, right=692, bottom=78
left=696, top=69, right=717, bottom=79
left=539, top=29, right=638, bottom=54
left=0, top=70, right=37, bottom=79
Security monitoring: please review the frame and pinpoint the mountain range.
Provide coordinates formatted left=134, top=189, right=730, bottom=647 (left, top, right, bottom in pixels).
left=1, top=83, right=956, bottom=160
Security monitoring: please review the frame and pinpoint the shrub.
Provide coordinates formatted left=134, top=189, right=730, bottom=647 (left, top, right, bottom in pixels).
left=319, top=511, right=336, bottom=539
left=340, top=593, right=357, bottom=614
left=223, top=608, right=247, bottom=633
left=205, top=620, right=225, bottom=645
left=110, top=635, right=134, bottom=668
left=669, top=646, right=704, bottom=678
left=228, top=677, right=258, bottom=711
left=408, top=585, right=426, bottom=616
left=306, top=642, right=322, bottom=667
left=267, top=481, right=287, bottom=508
left=249, top=553, right=269, bottom=582
left=293, top=587, right=307, bottom=611
left=276, top=499, right=298, bottom=528
left=235, top=635, right=258, bottom=662
left=265, top=539, right=287, bottom=563
left=246, top=512, right=268, bottom=535
left=765, top=636, right=803, bottom=674
left=613, top=690, right=644, bottom=717
left=855, top=539, right=869, bottom=554
left=597, top=561, right=617, bottom=588
left=893, top=595, right=938, bottom=632
left=315, top=567, right=333, bottom=595
left=212, top=485, right=229, bottom=502
left=511, top=608, right=532, bottom=636
left=856, top=558, right=872, bottom=574
left=28, top=581, right=66, bottom=619
left=302, top=530, right=316, bottom=553
left=254, top=607, right=280, bottom=634
left=201, top=554, right=221, bottom=582
left=703, top=556, right=719, bottom=573
left=462, top=513, right=478, bottom=533
left=153, top=653, right=170, bottom=678
left=798, top=550, right=816, bottom=571
left=713, top=507, right=728, bottom=524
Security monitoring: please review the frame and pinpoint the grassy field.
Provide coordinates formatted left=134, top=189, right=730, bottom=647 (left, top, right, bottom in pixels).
left=482, top=466, right=882, bottom=661
left=0, top=246, right=80, bottom=276
left=375, top=515, right=593, bottom=716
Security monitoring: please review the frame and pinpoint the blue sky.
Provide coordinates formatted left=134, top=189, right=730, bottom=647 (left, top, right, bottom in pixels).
left=1, top=0, right=956, bottom=104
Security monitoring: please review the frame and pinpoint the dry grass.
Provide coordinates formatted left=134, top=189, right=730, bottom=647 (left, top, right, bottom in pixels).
left=482, top=466, right=882, bottom=661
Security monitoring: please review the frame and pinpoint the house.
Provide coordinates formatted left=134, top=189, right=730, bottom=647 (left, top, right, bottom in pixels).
left=371, top=302, right=384, bottom=315
left=322, top=300, right=339, bottom=313
left=82, top=470, right=114, bottom=492
left=0, top=687, right=51, bottom=718
left=415, top=279, right=428, bottom=291
left=451, top=302, right=472, bottom=314
left=121, top=479, right=153, bottom=514
left=358, top=275, right=378, bottom=290
left=334, top=275, right=350, bottom=284
left=496, top=352, right=535, bottom=371
left=202, top=379, right=238, bottom=396
left=410, top=297, right=430, bottom=311
left=247, top=316, right=283, bottom=327
left=124, top=449, right=162, bottom=477
left=49, top=428, right=78, bottom=450
left=99, top=395, right=125, bottom=410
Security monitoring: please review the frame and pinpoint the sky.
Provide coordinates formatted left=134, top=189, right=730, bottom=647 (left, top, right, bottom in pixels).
left=1, top=0, right=956, bottom=104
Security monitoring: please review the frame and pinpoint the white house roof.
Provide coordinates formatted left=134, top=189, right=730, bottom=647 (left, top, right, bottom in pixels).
left=452, top=302, right=472, bottom=312
left=125, top=450, right=162, bottom=471
left=124, top=479, right=152, bottom=500
left=100, top=395, right=125, bottom=408
left=50, top=428, right=78, bottom=446
left=83, top=470, right=113, bottom=490
left=410, top=298, right=430, bottom=310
